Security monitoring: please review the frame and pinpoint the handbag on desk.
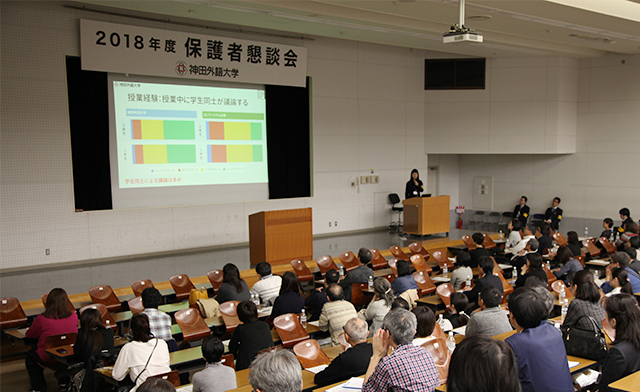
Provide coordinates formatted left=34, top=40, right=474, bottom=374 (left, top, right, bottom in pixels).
left=561, top=315, right=608, bottom=361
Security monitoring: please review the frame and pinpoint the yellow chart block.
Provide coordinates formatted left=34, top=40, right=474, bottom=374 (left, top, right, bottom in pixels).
left=226, top=145, right=253, bottom=162
left=140, top=120, right=165, bottom=140
left=143, top=145, right=168, bottom=163
left=224, top=123, right=251, bottom=140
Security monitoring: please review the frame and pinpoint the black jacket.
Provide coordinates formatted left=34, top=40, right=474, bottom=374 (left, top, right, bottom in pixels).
left=513, top=204, right=530, bottom=225
left=544, top=207, right=563, bottom=230
left=229, top=320, right=273, bottom=370
left=314, top=342, right=373, bottom=387
left=465, top=274, right=503, bottom=304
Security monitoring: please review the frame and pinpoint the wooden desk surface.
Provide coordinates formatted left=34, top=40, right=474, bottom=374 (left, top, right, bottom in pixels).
left=417, top=295, right=442, bottom=306
left=608, top=370, right=640, bottom=392
left=230, top=368, right=316, bottom=391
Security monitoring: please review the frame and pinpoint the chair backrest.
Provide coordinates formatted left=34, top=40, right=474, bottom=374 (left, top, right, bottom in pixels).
left=582, top=239, right=601, bottom=258
left=370, top=249, right=388, bottom=270
left=381, top=273, right=395, bottom=284
left=576, top=253, right=586, bottom=268
left=88, top=285, right=122, bottom=312
left=273, top=313, right=310, bottom=348
left=174, top=308, right=212, bottom=343
left=436, top=283, right=454, bottom=310
left=388, top=193, right=401, bottom=205
left=541, top=262, right=558, bottom=289
left=130, top=279, right=154, bottom=297
left=316, top=255, right=339, bottom=275
left=431, top=251, right=455, bottom=270
left=552, top=232, right=567, bottom=246
left=45, top=332, right=77, bottom=349
left=408, top=242, right=431, bottom=260
left=79, top=303, right=117, bottom=332
left=599, top=237, right=617, bottom=254
left=293, top=339, right=330, bottom=369
left=387, top=258, right=399, bottom=277
left=206, top=270, right=224, bottom=293
left=410, top=254, right=433, bottom=275
left=291, top=259, right=314, bottom=282
left=551, top=280, right=574, bottom=298
left=0, top=297, right=28, bottom=330
left=338, top=332, right=350, bottom=351
left=432, top=322, right=447, bottom=341
left=219, top=300, right=242, bottom=337
left=128, top=296, right=144, bottom=315
left=461, top=235, right=477, bottom=250
left=41, top=294, right=76, bottom=314
left=338, top=251, right=360, bottom=272
left=482, top=233, right=497, bottom=249
left=413, top=270, right=436, bottom=297
left=220, top=353, right=235, bottom=370
left=389, top=246, right=409, bottom=261
left=350, top=283, right=370, bottom=307
left=498, top=273, right=514, bottom=304
left=169, top=274, right=196, bottom=301
left=420, top=338, right=451, bottom=386
left=148, top=370, right=181, bottom=387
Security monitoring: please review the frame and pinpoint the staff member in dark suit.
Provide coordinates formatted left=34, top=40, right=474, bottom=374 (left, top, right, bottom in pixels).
left=464, top=256, right=503, bottom=305
left=404, top=169, right=423, bottom=199
left=544, top=197, right=563, bottom=231
left=314, top=318, right=373, bottom=386
left=513, top=196, right=530, bottom=226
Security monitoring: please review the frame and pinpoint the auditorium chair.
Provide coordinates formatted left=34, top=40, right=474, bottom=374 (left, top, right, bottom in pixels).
left=219, top=300, right=241, bottom=339
left=436, top=283, right=454, bottom=310
left=542, top=262, right=558, bottom=289
left=79, top=303, right=117, bottom=332
left=389, top=245, right=409, bottom=261
left=413, top=270, right=436, bottom=297
left=338, top=251, right=360, bottom=272
left=41, top=293, right=76, bottom=314
left=598, top=237, right=616, bottom=255
left=206, top=270, right=224, bottom=294
left=408, top=242, right=430, bottom=260
left=498, top=273, right=514, bottom=304
left=582, top=238, right=601, bottom=258
left=482, top=233, right=497, bottom=249
left=88, top=285, right=122, bottom=312
left=369, top=249, right=388, bottom=270
left=221, top=353, right=235, bottom=370
left=0, top=297, right=28, bottom=330
left=130, top=279, right=154, bottom=297
left=387, top=258, right=399, bottom=277
left=552, top=232, right=567, bottom=246
left=148, top=370, right=181, bottom=387
left=420, top=338, right=451, bottom=386
left=291, top=259, right=314, bottom=283
left=350, top=283, right=371, bottom=307
left=293, top=339, right=330, bottom=369
left=461, top=235, right=476, bottom=251
left=169, top=274, right=196, bottom=302
left=44, top=332, right=77, bottom=367
left=315, top=255, right=339, bottom=276
left=431, top=250, right=455, bottom=271
left=127, top=296, right=144, bottom=315
left=273, top=313, right=309, bottom=348
left=174, top=308, right=212, bottom=345
left=410, top=254, right=432, bottom=275
left=380, top=272, right=395, bottom=284
left=551, top=280, right=574, bottom=299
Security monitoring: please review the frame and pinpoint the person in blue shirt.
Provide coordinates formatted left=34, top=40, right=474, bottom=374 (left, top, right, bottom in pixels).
left=390, top=259, right=418, bottom=296
left=600, top=252, right=640, bottom=294
left=506, top=288, right=574, bottom=392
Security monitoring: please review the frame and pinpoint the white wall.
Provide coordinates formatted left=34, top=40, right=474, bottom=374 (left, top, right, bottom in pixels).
left=0, top=2, right=428, bottom=269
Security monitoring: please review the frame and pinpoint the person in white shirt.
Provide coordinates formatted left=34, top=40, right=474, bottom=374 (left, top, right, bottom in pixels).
left=113, top=313, right=171, bottom=391
left=450, top=252, right=473, bottom=291
left=506, top=219, right=523, bottom=249
left=506, top=223, right=536, bottom=256
left=250, top=262, right=282, bottom=306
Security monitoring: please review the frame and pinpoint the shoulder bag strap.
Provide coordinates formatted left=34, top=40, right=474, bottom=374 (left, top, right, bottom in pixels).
left=133, top=338, right=158, bottom=385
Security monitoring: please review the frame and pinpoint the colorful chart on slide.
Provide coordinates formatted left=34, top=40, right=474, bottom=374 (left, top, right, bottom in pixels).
left=112, top=80, right=268, bottom=189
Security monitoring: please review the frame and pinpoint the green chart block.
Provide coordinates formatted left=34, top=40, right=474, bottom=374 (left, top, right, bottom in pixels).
left=164, top=121, right=195, bottom=139
left=252, top=145, right=263, bottom=162
left=250, top=123, right=262, bottom=140
left=167, top=145, right=196, bottom=163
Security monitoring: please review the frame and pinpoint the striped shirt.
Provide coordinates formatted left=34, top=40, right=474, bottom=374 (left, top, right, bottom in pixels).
left=142, top=308, right=173, bottom=342
left=362, top=344, right=439, bottom=392
left=250, top=274, right=282, bottom=306
left=318, top=300, right=357, bottom=346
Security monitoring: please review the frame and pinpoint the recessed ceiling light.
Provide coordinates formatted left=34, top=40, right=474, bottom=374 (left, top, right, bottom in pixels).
left=468, top=15, right=492, bottom=21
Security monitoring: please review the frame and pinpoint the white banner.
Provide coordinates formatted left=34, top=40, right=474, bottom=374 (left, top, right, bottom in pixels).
left=80, top=20, right=307, bottom=87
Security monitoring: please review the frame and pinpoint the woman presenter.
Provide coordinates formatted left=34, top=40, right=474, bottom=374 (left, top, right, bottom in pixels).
left=405, top=169, right=424, bottom=199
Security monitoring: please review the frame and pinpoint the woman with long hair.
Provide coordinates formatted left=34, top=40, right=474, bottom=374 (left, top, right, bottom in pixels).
left=405, top=168, right=424, bottom=199
left=215, top=263, right=251, bottom=303
left=562, top=270, right=606, bottom=331
left=552, top=245, right=583, bottom=285
left=390, top=259, right=418, bottom=296
left=597, top=294, right=640, bottom=392
left=606, top=268, right=634, bottom=296
left=271, top=271, right=304, bottom=319
left=113, top=313, right=171, bottom=391
left=25, top=288, right=78, bottom=392
left=358, top=277, right=394, bottom=335
left=566, top=231, right=582, bottom=257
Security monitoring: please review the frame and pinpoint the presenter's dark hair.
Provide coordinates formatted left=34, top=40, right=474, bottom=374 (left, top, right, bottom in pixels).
left=237, top=301, right=258, bottom=323
left=480, top=286, right=502, bottom=308
left=412, top=306, right=436, bottom=338
left=357, top=247, right=372, bottom=264
left=409, top=168, right=420, bottom=180
left=141, top=287, right=162, bottom=309
left=571, top=270, right=601, bottom=303
left=447, top=335, right=521, bottom=392
left=605, top=294, right=640, bottom=349
left=202, top=335, right=225, bottom=364
left=43, top=288, right=72, bottom=320
left=510, top=219, right=522, bottom=232
left=556, top=245, right=573, bottom=264
left=567, top=231, right=579, bottom=245
left=255, top=262, right=272, bottom=277
left=619, top=208, right=630, bottom=217
left=327, top=284, right=344, bottom=301
left=396, top=259, right=412, bottom=277
left=138, top=378, right=176, bottom=392
left=279, top=271, right=300, bottom=295
left=223, top=263, right=245, bottom=293
left=325, top=269, right=340, bottom=284
left=478, top=256, right=494, bottom=275
left=604, top=218, right=614, bottom=229
left=131, top=313, right=153, bottom=342
left=521, top=196, right=527, bottom=202
left=508, top=288, right=547, bottom=329
left=526, top=253, right=543, bottom=271
left=472, top=232, right=484, bottom=245
left=456, top=251, right=471, bottom=267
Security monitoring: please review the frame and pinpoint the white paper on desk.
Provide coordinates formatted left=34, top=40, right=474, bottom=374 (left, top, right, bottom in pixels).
left=587, top=260, right=610, bottom=266
left=308, top=320, right=320, bottom=327
left=305, top=364, right=328, bottom=374
left=568, top=360, right=580, bottom=368
left=452, top=326, right=466, bottom=335
left=498, top=264, right=513, bottom=270
left=433, top=277, right=451, bottom=282
left=343, top=377, right=364, bottom=389
left=176, top=385, right=193, bottom=392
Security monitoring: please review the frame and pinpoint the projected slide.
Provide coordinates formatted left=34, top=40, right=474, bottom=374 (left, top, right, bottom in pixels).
left=112, top=81, right=268, bottom=188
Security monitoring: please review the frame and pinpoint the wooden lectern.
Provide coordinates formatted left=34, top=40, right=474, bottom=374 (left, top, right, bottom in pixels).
left=402, top=196, right=450, bottom=236
left=249, top=208, right=313, bottom=265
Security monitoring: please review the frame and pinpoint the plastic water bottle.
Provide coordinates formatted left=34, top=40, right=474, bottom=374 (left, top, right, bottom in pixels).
left=512, top=267, right=518, bottom=284
left=443, top=264, right=448, bottom=275
left=546, top=260, right=551, bottom=271
left=465, top=277, right=472, bottom=288
left=499, top=230, right=504, bottom=240
left=438, top=314, right=446, bottom=328
left=251, top=293, right=260, bottom=309
left=368, top=275, right=374, bottom=290
left=446, top=332, right=456, bottom=353
left=300, top=309, right=307, bottom=328
left=559, top=288, right=566, bottom=303
left=584, top=227, right=589, bottom=238
left=561, top=299, right=569, bottom=323
left=339, top=266, right=345, bottom=277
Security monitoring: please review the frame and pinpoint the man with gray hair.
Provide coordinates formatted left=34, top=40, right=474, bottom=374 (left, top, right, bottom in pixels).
left=248, top=349, right=302, bottom=392
left=314, top=318, right=373, bottom=387
left=362, top=309, right=439, bottom=392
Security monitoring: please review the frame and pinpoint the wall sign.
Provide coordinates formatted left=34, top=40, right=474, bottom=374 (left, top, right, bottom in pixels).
left=80, top=20, right=308, bottom=87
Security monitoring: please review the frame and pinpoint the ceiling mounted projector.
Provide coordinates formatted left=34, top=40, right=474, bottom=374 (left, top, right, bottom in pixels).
left=443, top=0, right=483, bottom=43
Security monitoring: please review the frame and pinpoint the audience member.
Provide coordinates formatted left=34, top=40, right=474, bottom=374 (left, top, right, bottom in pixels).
left=216, top=263, right=251, bottom=303
left=601, top=252, right=640, bottom=294
left=510, top=238, right=538, bottom=273
left=624, top=246, right=640, bottom=274
left=357, top=277, right=393, bottom=335
left=391, top=297, right=410, bottom=311
left=464, top=256, right=503, bottom=304
left=411, top=306, right=437, bottom=345
left=445, top=292, right=469, bottom=328
left=390, top=259, right=418, bottom=296
left=506, top=219, right=523, bottom=249
left=314, top=318, right=373, bottom=386
left=270, top=271, right=304, bottom=319
left=513, top=196, right=530, bottom=226
left=605, top=268, right=634, bottom=297
left=340, top=247, right=375, bottom=301
left=515, top=253, right=547, bottom=288
left=506, top=223, right=536, bottom=256
left=465, top=286, right=512, bottom=337
left=562, top=270, right=606, bottom=330
left=597, top=294, right=640, bottom=392
left=362, top=309, right=439, bottom=392
left=619, top=208, right=633, bottom=235
left=616, top=221, right=639, bottom=248
left=447, top=335, right=521, bottom=392
left=192, top=335, right=237, bottom=392
left=506, top=288, right=574, bottom=392
left=250, top=262, right=282, bottom=306
left=229, top=301, right=273, bottom=370
left=528, top=283, right=554, bottom=318
left=113, top=313, right=171, bottom=390
left=25, top=288, right=79, bottom=392
left=552, top=245, right=583, bottom=285
left=304, top=269, right=339, bottom=321
left=138, top=378, right=176, bottom=392
left=248, top=349, right=302, bottom=392
left=319, top=284, right=358, bottom=346
left=141, top=287, right=178, bottom=352
left=544, top=197, right=563, bottom=230
left=469, top=232, right=489, bottom=268
left=601, top=218, right=614, bottom=239
left=536, top=223, right=553, bottom=255
left=566, top=231, right=582, bottom=257
left=630, top=236, right=640, bottom=261
left=450, top=252, right=472, bottom=291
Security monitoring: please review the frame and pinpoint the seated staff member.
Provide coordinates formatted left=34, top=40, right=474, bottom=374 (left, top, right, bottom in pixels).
left=465, top=286, right=512, bottom=337
left=552, top=245, right=583, bottom=286
left=339, top=247, right=374, bottom=301
left=216, top=263, right=251, bottom=303
left=515, top=253, right=547, bottom=289
left=319, top=284, right=358, bottom=346
left=113, top=313, right=171, bottom=391
left=544, top=197, right=563, bottom=231
left=405, top=169, right=423, bottom=199
left=506, top=288, right=574, bottom=392
left=248, top=349, right=302, bottom=392
left=270, top=271, right=304, bottom=319
left=25, top=288, right=79, bottom=392
left=191, top=335, right=237, bottom=392
left=390, top=259, right=418, bottom=297
left=469, top=232, right=489, bottom=269
left=229, top=301, right=273, bottom=370
left=463, top=256, right=503, bottom=305
left=513, top=196, right=530, bottom=227
left=141, top=287, right=178, bottom=352
left=304, top=269, right=339, bottom=322
left=250, top=262, right=282, bottom=307
left=597, top=294, right=640, bottom=392
left=619, top=208, right=633, bottom=236
left=314, top=318, right=373, bottom=387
